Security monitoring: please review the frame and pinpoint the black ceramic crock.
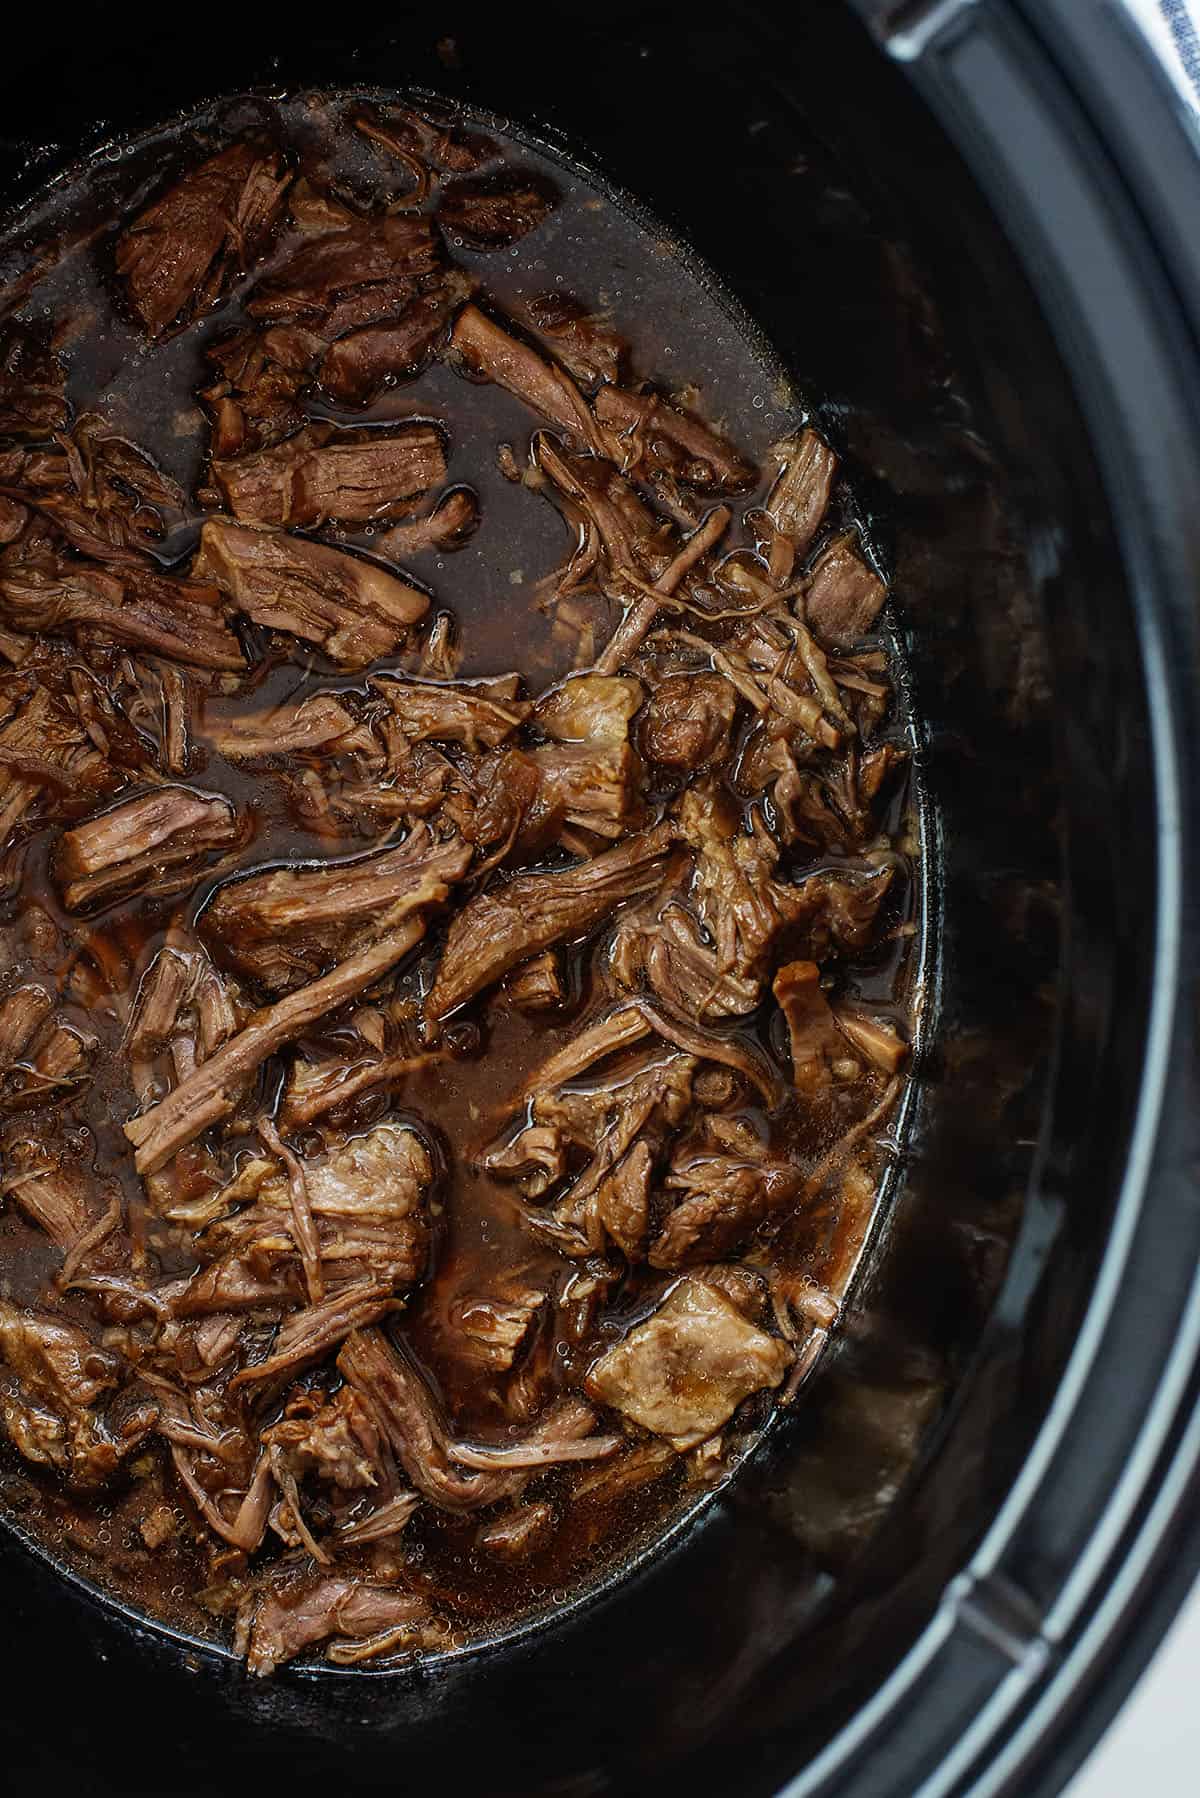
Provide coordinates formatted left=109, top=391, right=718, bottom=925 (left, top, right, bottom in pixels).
left=1, top=2, right=1199, bottom=1793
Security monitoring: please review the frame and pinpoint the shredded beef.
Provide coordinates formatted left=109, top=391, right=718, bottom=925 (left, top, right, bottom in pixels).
left=201, top=825, right=472, bottom=991
left=0, top=324, right=69, bottom=440
left=438, top=171, right=557, bottom=250
left=586, top=1278, right=791, bottom=1450
left=210, top=424, right=446, bottom=528
left=429, top=821, right=673, bottom=1016
left=246, top=214, right=441, bottom=324
left=192, top=518, right=429, bottom=666
left=0, top=100, right=914, bottom=1677
left=116, top=142, right=290, bottom=337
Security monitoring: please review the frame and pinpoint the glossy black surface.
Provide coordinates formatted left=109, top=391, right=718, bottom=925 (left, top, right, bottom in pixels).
left=0, top=5, right=1198, bottom=1794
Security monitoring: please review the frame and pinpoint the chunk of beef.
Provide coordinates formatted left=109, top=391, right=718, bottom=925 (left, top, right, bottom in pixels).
left=201, top=323, right=326, bottom=457
left=448, top=744, right=543, bottom=854
left=610, top=894, right=761, bottom=1023
left=321, top=278, right=440, bottom=341
left=5, top=1014, right=97, bottom=1110
left=246, top=214, right=441, bottom=323
left=771, top=960, right=854, bottom=1095
left=209, top=424, right=446, bottom=528
left=128, top=941, right=236, bottom=1064
left=319, top=270, right=475, bottom=405
left=0, top=1302, right=119, bottom=1412
left=202, top=825, right=471, bottom=992
left=490, top=1052, right=695, bottom=1259
left=288, top=178, right=362, bottom=234
left=262, top=1386, right=382, bottom=1492
left=0, top=984, right=53, bottom=1073
left=791, top=864, right=896, bottom=957
left=196, top=1122, right=432, bottom=1307
left=236, top=1573, right=437, bottom=1676
left=0, top=414, right=191, bottom=564
left=125, top=892, right=451, bottom=1173
left=0, top=1299, right=155, bottom=1488
left=585, top=1277, right=790, bottom=1450
left=650, top=1153, right=804, bottom=1267
left=524, top=291, right=625, bottom=389
left=281, top=1043, right=448, bottom=1128
left=0, top=1393, right=67, bottom=1471
left=450, top=1288, right=544, bottom=1371
left=438, top=170, right=556, bottom=249
left=590, top=1139, right=654, bottom=1261
left=858, top=739, right=905, bottom=805
left=372, top=674, right=527, bottom=752
left=166, top=1254, right=296, bottom=1318
left=502, top=950, right=565, bottom=1013
left=115, top=142, right=290, bottom=336
left=0, top=323, right=69, bottom=441
left=449, top=305, right=605, bottom=449
left=193, top=519, right=429, bottom=667
left=372, top=487, right=478, bottom=559
left=594, top=384, right=755, bottom=493
left=0, top=1136, right=91, bottom=1251
left=428, top=819, right=673, bottom=1016
left=676, top=786, right=807, bottom=998
left=126, top=956, right=206, bottom=1064
left=533, top=674, right=643, bottom=745
left=833, top=1007, right=908, bottom=1074
left=764, top=428, right=837, bottom=563
left=54, top=785, right=241, bottom=912
left=201, top=691, right=374, bottom=761
left=126, top=940, right=240, bottom=1120
left=802, top=532, right=887, bottom=647
left=477, top=1501, right=554, bottom=1562
left=639, top=672, right=737, bottom=773
left=0, top=682, right=116, bottom=840
left=529, top=742, right=640, bottom=842
left=0, top=555, right=245, bottom=671
left=356, top=106, right=498, bottom=176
